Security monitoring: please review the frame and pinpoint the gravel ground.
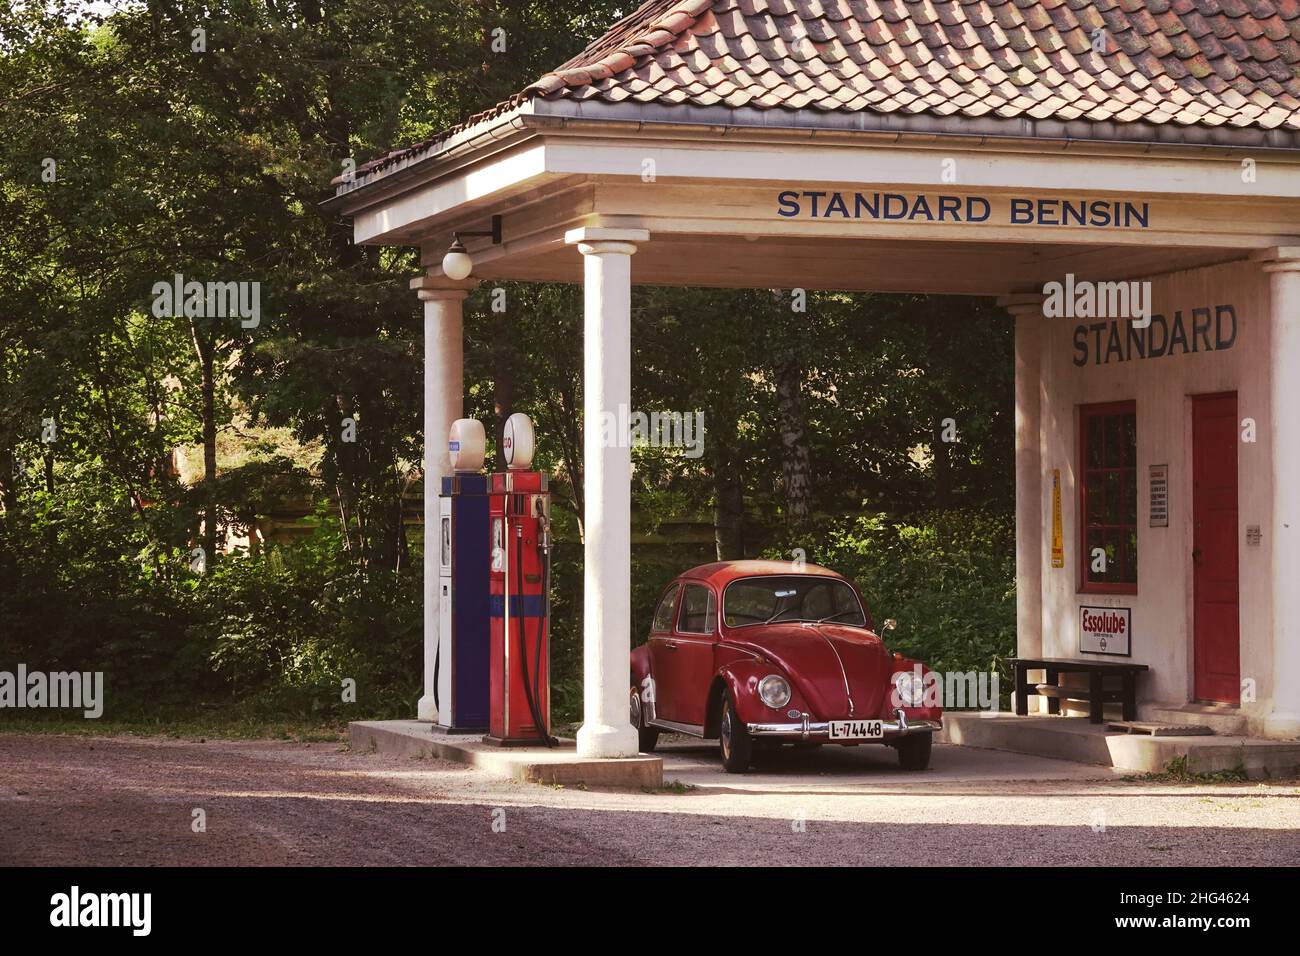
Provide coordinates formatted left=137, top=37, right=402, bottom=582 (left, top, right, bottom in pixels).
left=1, top=733, right=1298, bottom=866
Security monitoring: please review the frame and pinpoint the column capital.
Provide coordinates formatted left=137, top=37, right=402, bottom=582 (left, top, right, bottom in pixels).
left=565, top=226, right=650, bottom=256
left=1252, top=246, right=1300, bottom=273
left=997, top=293, right=1046, bottom=319
left=410, top=273, right=479, bottom=301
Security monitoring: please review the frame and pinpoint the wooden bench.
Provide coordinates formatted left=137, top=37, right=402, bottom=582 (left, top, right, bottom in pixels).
left=1009, top=657, right=1149, bottom=724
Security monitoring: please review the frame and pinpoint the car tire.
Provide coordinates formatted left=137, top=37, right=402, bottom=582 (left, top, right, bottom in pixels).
left=896, top=732, right=932, bottom=771
left=719, top=691, right=753, bottom=773
left=629, top=687, right=659, bottom=754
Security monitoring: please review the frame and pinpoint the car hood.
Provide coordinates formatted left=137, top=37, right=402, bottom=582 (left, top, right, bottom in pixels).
left=721, top=623, right=892, bottom=719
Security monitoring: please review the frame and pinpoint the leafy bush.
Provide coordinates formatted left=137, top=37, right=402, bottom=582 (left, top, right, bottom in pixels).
left=766, top=509, right=1016, bottom=686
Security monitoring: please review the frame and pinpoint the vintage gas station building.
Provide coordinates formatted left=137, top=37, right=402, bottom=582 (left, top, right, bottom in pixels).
left=328, top=0, right=1300, bottom=754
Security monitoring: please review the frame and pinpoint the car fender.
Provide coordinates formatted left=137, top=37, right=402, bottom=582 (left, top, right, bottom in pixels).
left=706, top=658, right=810, bottom=736
left=630, top=644, right=652, bottom=693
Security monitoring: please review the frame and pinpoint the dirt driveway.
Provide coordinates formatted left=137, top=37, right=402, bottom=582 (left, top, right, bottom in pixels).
left=2, top=733, right=1298, bottom=866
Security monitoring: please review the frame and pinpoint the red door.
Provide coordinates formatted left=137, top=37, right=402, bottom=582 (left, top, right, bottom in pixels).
left=1192, top=392, right=1240, bottom=704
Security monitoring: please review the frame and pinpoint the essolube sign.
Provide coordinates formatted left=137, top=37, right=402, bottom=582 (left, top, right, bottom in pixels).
left=1081, top=606, right=1131, bottom=656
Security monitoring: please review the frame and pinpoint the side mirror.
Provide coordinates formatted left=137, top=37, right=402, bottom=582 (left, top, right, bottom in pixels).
left=881, top=618, right=897, bottom=634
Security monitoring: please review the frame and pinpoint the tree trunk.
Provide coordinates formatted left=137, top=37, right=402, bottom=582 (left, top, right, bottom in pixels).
left=932, top=416, right=954, bottom=509
left=0, top=441, right=17, bottom=515
left=774, top=356, right=812, bottom=531
left=707, top=431, right=745, bottom=559
left=190, top=320, right=218, bottom=560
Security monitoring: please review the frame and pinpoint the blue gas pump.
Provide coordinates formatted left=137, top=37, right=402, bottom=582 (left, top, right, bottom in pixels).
left=435, top=419, right=491, bottom=733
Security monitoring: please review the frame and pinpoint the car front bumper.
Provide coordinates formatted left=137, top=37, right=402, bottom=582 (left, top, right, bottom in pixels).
left=747, top=710, right=941, bottom=741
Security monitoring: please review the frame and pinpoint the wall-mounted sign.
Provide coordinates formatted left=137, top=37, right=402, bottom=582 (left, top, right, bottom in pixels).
left=1080, top=606, right=1132, bottom=656
left=1070, top=305, right=1237, bottom=366
left=1051, top=469, right=1064, bottom=569
left=1149, top=464, right=1169, bottom=528
left=775, top=191, right=1151, bottom=229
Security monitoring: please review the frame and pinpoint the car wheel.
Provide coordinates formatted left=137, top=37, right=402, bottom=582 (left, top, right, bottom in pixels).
left=629, top=687, right=659, bottom=754
left=896, top=732, right=932, bottom=771
left=718, top=691, right=753, bottom=773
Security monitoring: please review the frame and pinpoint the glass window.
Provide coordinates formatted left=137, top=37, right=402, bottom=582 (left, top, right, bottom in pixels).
left=1080, top=402, right=1138, bottom=590
left=723, top=576, right=866, bottom=628
left=676, top=584, right=716, bottom=635
left=650, top=583, right=679, bottom=634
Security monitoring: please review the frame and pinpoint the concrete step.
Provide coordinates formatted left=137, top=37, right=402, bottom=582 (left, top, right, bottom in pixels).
left=1147, top=704, right=1248, bottom=736
left=348, top=720, right=663, bottom=788
left=942, top=713, right=1300, bottom=779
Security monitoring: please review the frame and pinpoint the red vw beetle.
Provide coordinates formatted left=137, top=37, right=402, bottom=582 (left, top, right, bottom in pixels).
left=629, top=561, right=942, bottom=773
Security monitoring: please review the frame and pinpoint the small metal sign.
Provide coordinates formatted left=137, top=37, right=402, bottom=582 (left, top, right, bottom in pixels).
left=1149, top=464, right=1169, bottom=528
left=1051, top=469, right=1064, bottom=568
left=1080, top=605, right=1132, bottom=657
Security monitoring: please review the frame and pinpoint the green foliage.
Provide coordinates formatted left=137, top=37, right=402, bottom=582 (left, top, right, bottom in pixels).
left=767, top=509, right=1017, bottom=683
left=0, top=2, right=1019, bottom=730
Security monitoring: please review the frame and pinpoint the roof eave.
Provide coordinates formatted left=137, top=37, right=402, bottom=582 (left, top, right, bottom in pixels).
left=321, top=94, right=1300, bottom=218
left=530, top=98, right=1300, bottom=155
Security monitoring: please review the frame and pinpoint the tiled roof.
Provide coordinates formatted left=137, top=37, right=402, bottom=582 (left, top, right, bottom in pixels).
left=533, top=0, right=1300, bottom=129
left=339, top=0, right=1300, bottom=188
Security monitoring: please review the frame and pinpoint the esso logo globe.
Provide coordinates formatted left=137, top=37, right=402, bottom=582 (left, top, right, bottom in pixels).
left=503, top=413, right=535, bottom=470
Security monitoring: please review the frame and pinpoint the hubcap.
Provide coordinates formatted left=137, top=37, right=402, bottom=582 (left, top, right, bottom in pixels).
left=721, top=707, right=733, bottom=758
left=630, top=691, right=641, bottom=729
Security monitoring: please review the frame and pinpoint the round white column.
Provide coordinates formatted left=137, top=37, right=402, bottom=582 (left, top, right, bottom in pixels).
left=415, top=276, right=475, bottom=722
left=567, top=226, right=648, bottom=758
left=1261, top=249, right=1300, bottom=738
left=1003, top=296, right=1046, bottom=670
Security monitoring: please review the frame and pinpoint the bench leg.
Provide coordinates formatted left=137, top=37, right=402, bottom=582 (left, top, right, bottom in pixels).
left=1089, top=671, right=1104, bottom=724
left=1046, top=668, right=1060, bottom=715
left=1015, top=663, right=1029, bottom=716
left=1122, top=673, right=1137, bottom=721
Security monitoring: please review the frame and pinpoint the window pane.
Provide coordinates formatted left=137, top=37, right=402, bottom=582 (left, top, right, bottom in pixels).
left=1104, top=415, right=1122, bottom=467
left=1105, top=470, right=1124, bottom=525
left=1085, top=470, right=1104, bottom=527
left=1122, top=529, right=1138, bottom=585
left=1087, top=415, right=1105, bottom=468
left=677, top=585, right=714, bottom=634
left=651, top=584, right=679, bottom=633
left=1121, top=413, right=1137, bottom=466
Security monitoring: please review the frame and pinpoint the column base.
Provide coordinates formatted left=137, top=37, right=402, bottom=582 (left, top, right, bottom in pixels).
left=1263, top=710, right=1300, bottom=740
left=576, top=722, right=640, bottom=759
left=416, top=695, right=438, bottom=723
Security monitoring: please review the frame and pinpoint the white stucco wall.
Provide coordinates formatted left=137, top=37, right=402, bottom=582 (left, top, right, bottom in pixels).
left=1033, top=259, right=1274, bottom=731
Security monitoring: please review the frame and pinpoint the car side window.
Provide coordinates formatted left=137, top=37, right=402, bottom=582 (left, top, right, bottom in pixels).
left=676, top=584, right=716, bottom=635
left=650, top=583, right=680, bottom=634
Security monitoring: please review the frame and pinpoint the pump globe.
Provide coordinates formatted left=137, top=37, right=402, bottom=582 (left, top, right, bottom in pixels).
left=441, top=245, right=473, bottom=281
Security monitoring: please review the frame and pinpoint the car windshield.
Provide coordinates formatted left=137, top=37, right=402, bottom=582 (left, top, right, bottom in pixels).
left=723, top=576, right=867, bottom=629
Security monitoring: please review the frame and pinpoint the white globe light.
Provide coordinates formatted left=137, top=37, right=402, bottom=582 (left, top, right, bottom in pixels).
left=441, top=246, right=473, bottom=281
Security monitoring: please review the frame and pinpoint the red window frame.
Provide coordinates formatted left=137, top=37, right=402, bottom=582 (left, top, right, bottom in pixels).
left=1078, top=401, right=1138, bottom=595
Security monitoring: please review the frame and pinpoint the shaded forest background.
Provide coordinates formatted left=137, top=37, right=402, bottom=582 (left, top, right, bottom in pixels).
left=0, top=1, right=1016, bottom=727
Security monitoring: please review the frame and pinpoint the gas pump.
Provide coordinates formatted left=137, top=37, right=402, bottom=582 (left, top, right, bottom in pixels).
left=486, top=413, right=555, bottom=746
left=435, top=419, right=490, bottom=733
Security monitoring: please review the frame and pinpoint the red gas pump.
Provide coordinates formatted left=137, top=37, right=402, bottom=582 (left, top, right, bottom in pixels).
left=486, top=413, right=555, bottom=746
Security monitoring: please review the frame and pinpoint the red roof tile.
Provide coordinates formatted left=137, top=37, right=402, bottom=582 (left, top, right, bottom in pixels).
left=338, top=0, right=1300, bottom=187
left=526, top=0, right=1300, bottom=126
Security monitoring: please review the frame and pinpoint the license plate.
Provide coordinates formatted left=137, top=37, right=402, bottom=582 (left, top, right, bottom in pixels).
left=828, top=719, right=883, bottom=740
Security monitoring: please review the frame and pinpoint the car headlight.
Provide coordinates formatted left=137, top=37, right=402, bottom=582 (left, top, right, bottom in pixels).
left=892, top=670, right=925, bottom=707
left=758, top=675, right=792, bottom=709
